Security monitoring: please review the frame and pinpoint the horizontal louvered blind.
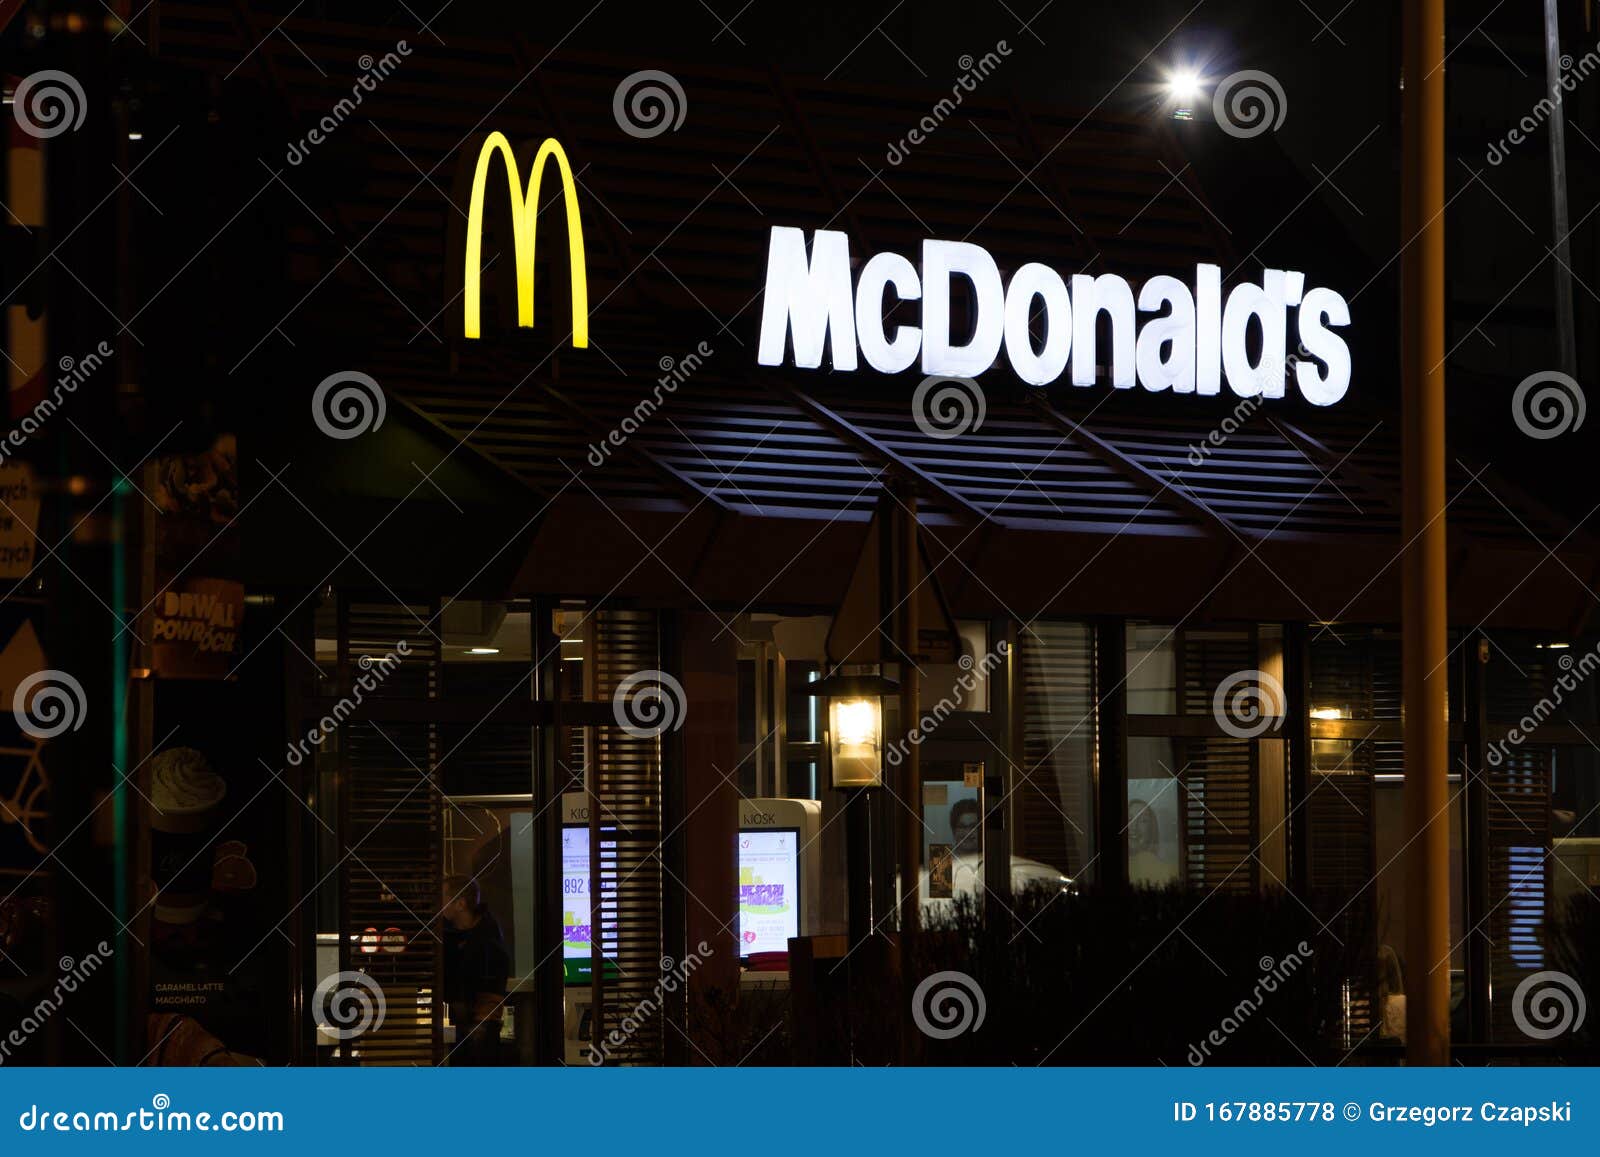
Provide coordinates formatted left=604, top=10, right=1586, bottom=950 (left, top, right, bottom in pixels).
left=1309, top=631, right=1401, bottom=720
left=1179, top=630, right=1258, bottom=892
left=337, top=600, right=442, bottom=1065
left=1180, top=737, right=1257, bottom=893
left=588, top=610, right=665, bottom=1065
left=1307, top=738, right=1376, bottom=1043
left=1487, top=744, right=1550, bottom=1041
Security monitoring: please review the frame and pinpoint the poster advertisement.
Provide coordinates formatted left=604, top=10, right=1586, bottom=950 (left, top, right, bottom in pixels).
left=737, top=830, right=798, bottom=956
left=922, top=783, right=982, bottom=859
left=0, top=463, right=40, bottom=579
left=148, top=435, right=242, bottom=678
left=928, top=843, right=954, bottom=899
left=922, top=783, right=983, bottom=902
left=146, top=741, right=264, bottom=1062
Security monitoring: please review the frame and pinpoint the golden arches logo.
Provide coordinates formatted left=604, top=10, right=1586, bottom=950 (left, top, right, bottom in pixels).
left=463, top=132, right=588, bottom=346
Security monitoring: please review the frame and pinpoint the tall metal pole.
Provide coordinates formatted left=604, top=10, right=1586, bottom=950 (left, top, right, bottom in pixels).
left=1543, top=0, right=1579, bottom=379
left=895, top=487, right=921, bottom=943
left=530, top=597, right=565, bottom=1065
left=845, top=788, right=872, bottom=948
left=1400, top=0, right=1451, bottom=1066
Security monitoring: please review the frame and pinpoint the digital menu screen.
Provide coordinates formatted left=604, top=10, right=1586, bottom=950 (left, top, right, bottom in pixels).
left=737, top=828, right=799, bottom=956
left=562, top=825, right=591, bottom=984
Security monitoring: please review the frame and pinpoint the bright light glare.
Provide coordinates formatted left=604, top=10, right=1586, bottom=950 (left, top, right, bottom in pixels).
left=1309, top=707, right=1344, bottom=720
left=467, top=647, right=500, bottom=655
left=1167, top=71, right=1202, bottom=102
left=833, top=698, right=879, bottom=747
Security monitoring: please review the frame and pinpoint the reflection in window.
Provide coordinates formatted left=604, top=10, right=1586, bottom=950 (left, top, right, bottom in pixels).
left=1128, top=738, right=1181, bottom=886
left=1017, top=621, right=1094, bottom=882
left=1126, top=623, right=1177, bottom=715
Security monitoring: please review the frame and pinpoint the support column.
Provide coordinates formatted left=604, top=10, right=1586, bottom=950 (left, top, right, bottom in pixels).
left=983, top=619, right=1018, bottom=934
left=675, top=612, right=741, bottom=1050
left=1463, top=633, right=1491, bottom=1042
left=1094, top=618, right=1128, bottom=891
left=1284, top=622, right=1311, bottom=897
left=1400, top=0, right=1451, bottom=1066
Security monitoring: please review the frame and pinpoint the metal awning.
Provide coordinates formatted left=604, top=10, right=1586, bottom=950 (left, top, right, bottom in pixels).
left=366, top=336, right=1598, bottom=632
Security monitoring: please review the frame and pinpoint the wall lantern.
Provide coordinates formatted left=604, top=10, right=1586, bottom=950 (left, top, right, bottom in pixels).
left=807, top=671, right=899, bottom=790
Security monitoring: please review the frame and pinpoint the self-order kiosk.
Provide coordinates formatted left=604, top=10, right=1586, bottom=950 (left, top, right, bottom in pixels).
left=737, top=797, right=821, bottom=968
left=564, top=794, right=823, bottom=1061
left=560, top=792, right=596, bottom=1064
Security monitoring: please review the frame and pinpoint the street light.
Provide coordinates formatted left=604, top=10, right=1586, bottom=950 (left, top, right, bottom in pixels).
left=808, top=670, right=898, bottom=948
left=1167, top=70, right=1202, bottom=103
left=1165, top=69, right=1203, bottom=120
left=808, top=671, right=898, bottom=790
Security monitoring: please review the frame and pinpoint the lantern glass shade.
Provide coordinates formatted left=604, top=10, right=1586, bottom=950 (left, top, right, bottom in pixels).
left=829, top=695, right=882, bottom=788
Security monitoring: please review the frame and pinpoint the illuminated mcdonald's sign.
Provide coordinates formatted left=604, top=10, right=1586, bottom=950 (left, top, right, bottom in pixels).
left=463, top=132, right=588, bottom=345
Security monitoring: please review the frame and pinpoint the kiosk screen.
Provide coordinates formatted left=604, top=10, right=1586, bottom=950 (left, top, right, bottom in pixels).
left=737, top=828, right=800, bottom=956
left=562, top=825, right=592, bottom=984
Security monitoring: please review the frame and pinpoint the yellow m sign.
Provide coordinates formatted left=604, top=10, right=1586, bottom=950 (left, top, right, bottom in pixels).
left=463, top=132, right=588, bottom=346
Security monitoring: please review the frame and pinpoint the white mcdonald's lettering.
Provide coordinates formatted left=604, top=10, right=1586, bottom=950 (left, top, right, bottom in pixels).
left=463, top=132, right=589, bottom=345
left=756, top=226, right=1352, bottom=405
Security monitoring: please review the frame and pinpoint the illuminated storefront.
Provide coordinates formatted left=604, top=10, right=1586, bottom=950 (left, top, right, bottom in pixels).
left=3, top=5, right=1596, bottom=1069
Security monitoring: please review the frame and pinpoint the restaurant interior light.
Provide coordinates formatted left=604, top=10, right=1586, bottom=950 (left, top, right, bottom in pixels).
left=466, top=647, right=500, bottom=655
left=1309, top=706, right=1344, bottom=720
